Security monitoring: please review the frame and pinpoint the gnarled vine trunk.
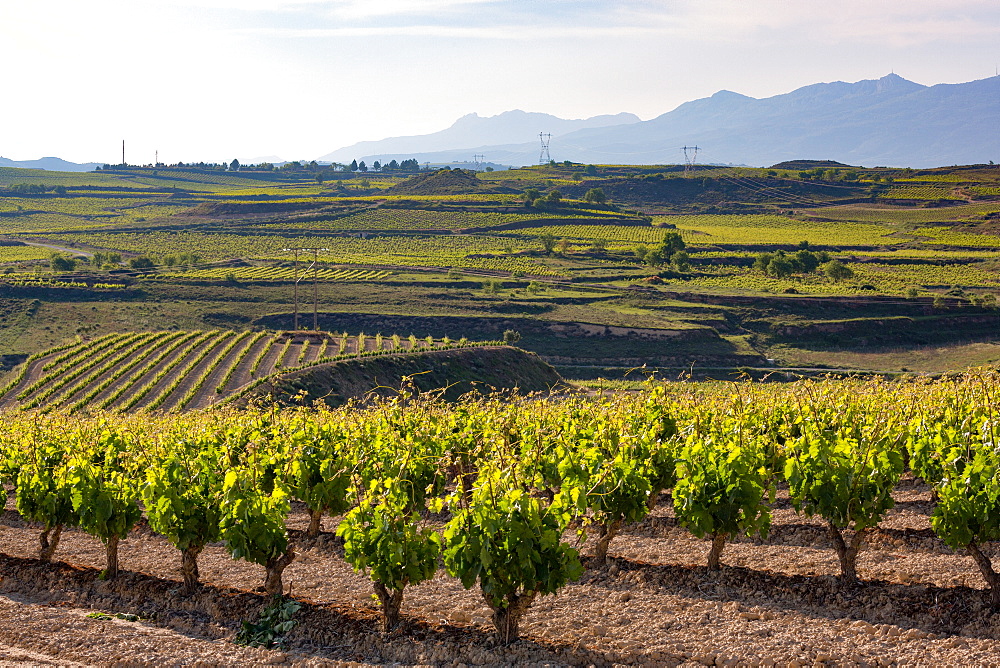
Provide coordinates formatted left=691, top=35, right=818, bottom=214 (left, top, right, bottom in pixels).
left=591, top=518, right=623, bottom=568
left=39, top=524, right=63, bottom=562
left=647, top=488, right=663, bottom=511
left=828, top=522, right=866, bottom=582
left=104, top=534, right=120, bottom=579
left=482, top=588, right=537, bottom=645
left=306, top=508, right=324, bottom=538
left=263, top=547, right=296, bottom=596
left=707, top=532, right=728, bottom=571
left=373, top=581, right=406, bottom=632
left=181, top=545, right=203, bottom=594
left=967, top=541, right=1000, bottom=609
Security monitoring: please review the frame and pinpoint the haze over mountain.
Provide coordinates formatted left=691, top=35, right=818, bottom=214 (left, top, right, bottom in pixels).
left=0, top=156, right=100, bottom=172
left=318, top=111, right=640, bottom=165
left=321, top=74, right=1000, bottom=169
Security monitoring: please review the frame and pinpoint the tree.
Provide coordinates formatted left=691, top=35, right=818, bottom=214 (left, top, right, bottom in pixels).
left=50, top=255, right=76, bottom=272
left=644, top=248, right=665, bottom=267
left=129, top=257, right=155, bottom=270
left=539, top=232, right=557, bottom=254
left=585, top=164, right=598, bottom=175
left=792, top=249, right=821, bottom=274
left=766, top=254, right=794, bottom=278
left=230, top=159, right=240, bottom=172
left=502, top=329, right=521, bottom=344
left=583, top=188, right=606, bottom=204
left=589, top=237, right=608, bottom=253
left=670, top=250, right=692, bottom=272
left=372, top=160, right=381, bottom=172
left=634, top=245, right=649, bottom=262
left=358, top=161, right=368, bottom=173
left=659, top=231, right=685, bottom=257
left=824, top=260, right=854, bottom=282
left=523, top=188, right=540, bottom=206
left=350, top=159, right=358, bottom=172
left=387, top=159, right=399, bottom=171
left=545, top=190, right=562, bottom=203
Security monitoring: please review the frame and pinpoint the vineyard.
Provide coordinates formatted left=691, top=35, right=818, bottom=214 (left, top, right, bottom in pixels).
left=4, top=377, right=1000, bottom=664
left=152, top=266, right=391, bottom=283
left=879, top=186, right=963, bottom=201
left=0, top=330, right=487, bottom=413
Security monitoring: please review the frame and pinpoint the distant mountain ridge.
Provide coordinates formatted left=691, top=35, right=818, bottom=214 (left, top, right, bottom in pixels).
left=0, top=156, right=100, bottom=172
left=318, top=110, right=640, bottom=164
left=320, top=74, right=1000, bottom=168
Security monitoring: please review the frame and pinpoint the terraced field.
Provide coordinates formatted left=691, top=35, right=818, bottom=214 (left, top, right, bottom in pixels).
left=151, top=266, right=391, bottom=282
left=0, top=330, right=468, bottom=412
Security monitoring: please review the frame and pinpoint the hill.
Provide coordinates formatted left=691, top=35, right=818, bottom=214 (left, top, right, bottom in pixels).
left=246, top=345, right=565, bottom=407
left=387, top=168, right=512, bottom=195
left=318, top=110, right=640, bottom=165
left=0, top=157, right=101, bottom=172
left=321, top=74, right=1000, bottom=168
left=0, top=330, right=511, bottom=413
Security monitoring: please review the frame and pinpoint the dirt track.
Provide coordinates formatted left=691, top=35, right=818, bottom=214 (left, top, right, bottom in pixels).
left=2, top=480, right=1000, bottom=666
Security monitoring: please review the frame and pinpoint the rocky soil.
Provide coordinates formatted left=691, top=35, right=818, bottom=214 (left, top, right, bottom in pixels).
left=2, top=478, right=1000, bottom=666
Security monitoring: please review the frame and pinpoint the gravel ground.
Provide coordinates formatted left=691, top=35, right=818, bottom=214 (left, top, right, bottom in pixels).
left=2, top=479, right=1000, bottom=666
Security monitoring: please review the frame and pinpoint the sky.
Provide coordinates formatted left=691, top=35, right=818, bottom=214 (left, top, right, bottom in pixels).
left=2, top=0, right=998, bottom=164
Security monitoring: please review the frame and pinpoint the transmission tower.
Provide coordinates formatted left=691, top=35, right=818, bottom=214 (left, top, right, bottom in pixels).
left=538, top=132, right=552, bottom=165
left=472, top=154, right=485, bottom=170
left=682, top=145, right=700, bottom=176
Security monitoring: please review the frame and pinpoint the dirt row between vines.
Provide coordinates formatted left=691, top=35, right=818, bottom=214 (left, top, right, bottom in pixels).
left=2, top=480, right=1000, bottom=666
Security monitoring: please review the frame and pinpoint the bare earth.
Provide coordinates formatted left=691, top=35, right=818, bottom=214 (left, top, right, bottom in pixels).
left=2, top=478, right=1000, bottom=667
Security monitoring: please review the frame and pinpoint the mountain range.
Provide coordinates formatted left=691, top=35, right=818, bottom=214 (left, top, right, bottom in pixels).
left=0, top=156, right=101, bottom=172
left=319, top=74, right=1000, bottom=169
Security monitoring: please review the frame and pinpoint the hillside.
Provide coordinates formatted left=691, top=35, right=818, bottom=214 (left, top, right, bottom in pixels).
left=387, top=168, right=509, bottom=195
left=246, top=345, right=565, bottom=407
left=0, top=331, right=506, bottom=413
left=1, top=161, right=1000, bottom=382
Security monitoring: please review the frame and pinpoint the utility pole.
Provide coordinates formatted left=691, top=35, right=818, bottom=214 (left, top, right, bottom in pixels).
left=682, top=145, right=700, bottom=176
left=538, top=132, right=552, bottom=165
left=122, top=140, right=125, bottom=167
left=285, top=247, right=328, bottom=331
left=282, top=248, right=301, bottom=330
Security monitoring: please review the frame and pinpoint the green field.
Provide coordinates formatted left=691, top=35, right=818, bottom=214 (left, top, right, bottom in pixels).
left=1, top=161, right=1000, bottom=379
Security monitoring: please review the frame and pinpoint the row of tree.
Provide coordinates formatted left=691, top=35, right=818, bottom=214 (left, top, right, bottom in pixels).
left=753, top=248, right=854, bottom=281
left=6, top=183, right=68, bottom=195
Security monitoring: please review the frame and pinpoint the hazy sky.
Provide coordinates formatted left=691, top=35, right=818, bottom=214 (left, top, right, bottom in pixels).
left=3, top=0, right=998, bottom=164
